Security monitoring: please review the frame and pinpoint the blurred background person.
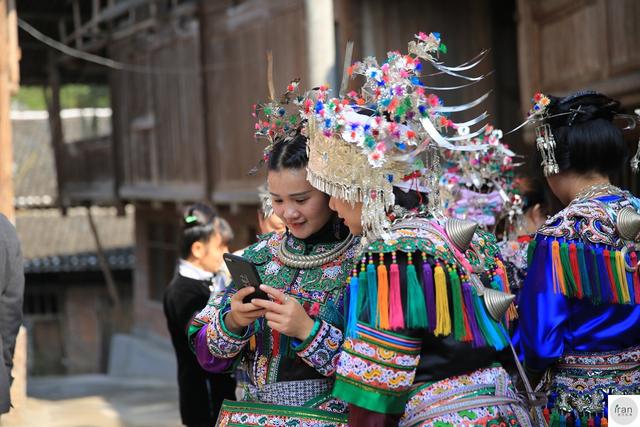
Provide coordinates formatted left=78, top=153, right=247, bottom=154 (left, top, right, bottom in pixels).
left=163, top=203, right=236, bottom=427
left=0, top=214, right=24, bottom=422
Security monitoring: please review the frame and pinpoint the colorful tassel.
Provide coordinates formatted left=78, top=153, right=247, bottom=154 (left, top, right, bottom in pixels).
left=389, top=252, right=405, bottom=330
left=357, top=257, right=368, bottom=318
left=433, top=263, right=451, bottom=336
left=421, top=253, right=436, bottom=331
left=604, top=250, right=621, bottom=303
left=551, top=241, right=567, bottom=295
left=495, top=259, right=511, bottom=292
left=462, top=282, right=486, bottom=347
left=615, top=251, right=631, bottom=303
left=596, top=248, right=613, bottom=303
left=470, top=287, right=506, bottom=350
left=249, top=335, right=256, bottom=351
left=405, top=252, right=428, bottom=329
left=577, top=243, right=592, bottom=299
left=631, top=251, right=640, bottom=303
left=448, top=267, right=466, bottom=340
left=625, top=259, right=635, bottom=305
left=346, top=271, right=359, bottom=337
left=366, top=254, right=378, bottom=324
left=560, top=242, right=577, bottom=297
left=377, top=253, right=390, bottom=329
left=569, top=244, right=584, bottom=298
left=588, top=247, right=602, bottom=304
left=462, top=282, right=485, bottom=347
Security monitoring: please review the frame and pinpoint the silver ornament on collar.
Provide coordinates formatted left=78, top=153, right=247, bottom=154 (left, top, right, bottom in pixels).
left=445, top=218, right=478, bottom=252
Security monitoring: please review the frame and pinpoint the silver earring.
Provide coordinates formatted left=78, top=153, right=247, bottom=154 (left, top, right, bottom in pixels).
left=631, top=137, right=640, bottom=174
left=536, top=123, right=559, bottom=177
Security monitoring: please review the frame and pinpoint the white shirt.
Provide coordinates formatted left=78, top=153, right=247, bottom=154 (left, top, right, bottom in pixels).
left=178, top=259, right=229, bottom=294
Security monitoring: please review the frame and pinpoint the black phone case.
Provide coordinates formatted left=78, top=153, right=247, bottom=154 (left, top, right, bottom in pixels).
left=223, top=253, right=270, bottom=303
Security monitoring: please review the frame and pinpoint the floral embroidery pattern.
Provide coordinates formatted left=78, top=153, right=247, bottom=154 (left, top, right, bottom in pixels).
left=297, top=320, right=343, bottom=376
left=217, top=400, right=348, bottom=427
left=205, top=306, right=252, bottom=358
left=400, top=366, right=528, bottom=427
left=336, top=327, right=421, bottom=395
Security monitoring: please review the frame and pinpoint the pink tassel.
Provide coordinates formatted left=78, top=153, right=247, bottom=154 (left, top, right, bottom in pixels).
left=389, top=252, right=405, bottom=330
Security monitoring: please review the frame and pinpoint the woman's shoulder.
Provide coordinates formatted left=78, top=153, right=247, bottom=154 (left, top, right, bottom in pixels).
left=536, top=194, right=640, bottom=246
left=241, top=232, right=283, bottom=263
left=364, top=218, right=499, bottom=272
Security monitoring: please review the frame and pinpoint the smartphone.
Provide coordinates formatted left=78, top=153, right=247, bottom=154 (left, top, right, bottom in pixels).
left=223, top=253, right=270, bottom=304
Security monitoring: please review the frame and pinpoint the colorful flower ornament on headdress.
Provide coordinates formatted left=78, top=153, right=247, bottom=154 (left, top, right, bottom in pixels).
left=251, top=79, right=305, bottom=171
left=304, top=32, right=496, bottom=242
left=440, top=123, right=523, bottom=230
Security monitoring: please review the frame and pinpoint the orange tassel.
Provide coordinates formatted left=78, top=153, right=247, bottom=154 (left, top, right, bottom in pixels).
left=551, top=241, right=566, bottom=295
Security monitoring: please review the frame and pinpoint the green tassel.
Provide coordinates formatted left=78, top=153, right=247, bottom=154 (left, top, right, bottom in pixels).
left=471, top=287, right=506, bottom=350
left=406, top=256, right=428, bottom=329
left=577, top=243, right=592, bottom=299
left=449, top=268, right=466, bottom=340
left=560, top=243, right=577, bottom=297
left=527, top=239, right=538, bottom=266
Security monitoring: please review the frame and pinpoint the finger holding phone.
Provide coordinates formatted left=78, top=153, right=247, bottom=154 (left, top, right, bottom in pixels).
left=225, top=287, right=267, bottom=334
left=251, top=285, right=315, bottom=341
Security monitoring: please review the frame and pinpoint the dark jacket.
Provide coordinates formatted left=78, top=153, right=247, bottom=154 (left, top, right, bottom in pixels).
left=0, top=215, right=24, bottom=415
left=163, top=272, right=235, bottom=426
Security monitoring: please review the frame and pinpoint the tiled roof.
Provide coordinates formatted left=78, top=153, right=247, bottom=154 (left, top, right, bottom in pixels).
left=12, top=110, right=111, bottom=207
left=11, top=110, right=132, bottom=273
left=15, top=205, right=134, bottom=274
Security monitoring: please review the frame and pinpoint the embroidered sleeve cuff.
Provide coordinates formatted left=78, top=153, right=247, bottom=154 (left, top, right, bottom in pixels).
left=204, top=305, right=254, bottom=358
left=333, top=322, right=421, bottom=414
left=294, top=319, right=343, bottom=377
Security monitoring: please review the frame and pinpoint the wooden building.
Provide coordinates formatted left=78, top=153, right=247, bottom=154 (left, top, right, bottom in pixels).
left=15, top=0, right=640, bottom=345
left=12, top=110, right=134, bottom=375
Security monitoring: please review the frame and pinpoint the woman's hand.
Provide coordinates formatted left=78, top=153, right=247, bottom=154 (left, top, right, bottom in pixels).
left=225, top=287, right=267, bottom=334
left=251, top=285, right=315, bottom=341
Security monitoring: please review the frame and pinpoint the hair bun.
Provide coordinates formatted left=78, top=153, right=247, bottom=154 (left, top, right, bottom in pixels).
left=182, top=203, right=217, bottom=229
left=548, top=90, right=620, bottom=127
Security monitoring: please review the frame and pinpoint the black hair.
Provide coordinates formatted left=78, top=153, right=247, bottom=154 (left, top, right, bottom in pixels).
left=179, top=203, right=234, bottom=259
left=267, top=132, right=308, bottom=171
left=540, top=91, right=626, bottom=176
left=392, top=187, right=429, bottom=210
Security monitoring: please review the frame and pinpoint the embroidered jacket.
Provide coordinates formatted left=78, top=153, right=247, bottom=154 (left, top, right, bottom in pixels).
left=332, top=217, right=516, bottom=414
left=519, top=193, right=640, bottom=372
left=188, top=228, right=360, bottom=402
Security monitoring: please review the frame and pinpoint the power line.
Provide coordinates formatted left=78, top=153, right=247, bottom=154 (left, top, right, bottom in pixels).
left=17, top=18, right=258, bottom=75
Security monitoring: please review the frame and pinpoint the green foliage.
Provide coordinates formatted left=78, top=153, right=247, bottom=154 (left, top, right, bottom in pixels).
left=12, top=84, right=110, bottom=110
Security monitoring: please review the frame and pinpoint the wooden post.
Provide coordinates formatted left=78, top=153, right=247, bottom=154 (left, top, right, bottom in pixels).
left=0, top=0, right=17, bottom=222
left=86, top=207, right=122, bottom=310
left=304, top=0, right=337, bottom=89
left=72, top=0, right=83, bottom=48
